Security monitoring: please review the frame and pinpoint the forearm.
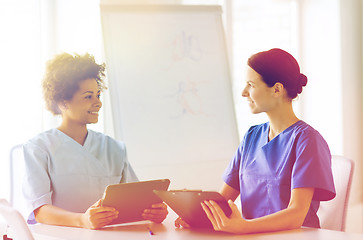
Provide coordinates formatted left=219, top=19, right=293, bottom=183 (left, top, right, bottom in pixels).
left=241, top=206, right=306, bottom=234
left=220, top=183, right=239, bottom=202
left=241, top=188, right=313, bottom=234
left=204, top=188, right=314, bottom=234
left=34, top=204, right=84, bottom=228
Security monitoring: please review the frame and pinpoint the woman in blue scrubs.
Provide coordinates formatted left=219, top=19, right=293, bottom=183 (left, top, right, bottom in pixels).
left=176, top=48, right=335, bottom=233
left=23, top=53, right=168, bottom=229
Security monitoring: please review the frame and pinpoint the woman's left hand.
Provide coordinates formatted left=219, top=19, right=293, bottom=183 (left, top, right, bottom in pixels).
left=201, top=199, right=246, bottom=234
left=142, top=202, right=168, bottom=223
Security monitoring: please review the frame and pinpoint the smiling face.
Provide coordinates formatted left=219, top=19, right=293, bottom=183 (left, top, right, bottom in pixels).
left=60, top=78, right=102, bottom=125
left=242, top=67, right=277, bottom=114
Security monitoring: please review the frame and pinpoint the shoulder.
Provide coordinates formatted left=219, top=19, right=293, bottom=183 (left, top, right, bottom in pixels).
left=243, top=122, right=269, bottom=140
left=87, top=130, right=128, bottom=161
left=237, top=122, right=269, bottom=152
left=87, top=129, right=126, bottom=150
left=288, top=121, right=330, bottom=152
left=247, top=122, right=269, bottom=134
left=23, top=129, right=66, bottom=159
left=24, top=128, right=63, bottom=149
left=290, top=121, right=326, bottom=142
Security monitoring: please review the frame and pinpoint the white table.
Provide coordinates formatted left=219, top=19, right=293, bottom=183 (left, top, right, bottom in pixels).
left=30, top=211, right=363, bottom=240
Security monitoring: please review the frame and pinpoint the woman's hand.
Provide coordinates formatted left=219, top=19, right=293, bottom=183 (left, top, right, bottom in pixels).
left=201, top=199, right=246, bottom=234
left=81, top=199, right=119, bottom=229
left=174, top=217, right=191, bottom=228
left=142, top=202, right=168, bottom=223
left=202, top=188, right=314, bottom=234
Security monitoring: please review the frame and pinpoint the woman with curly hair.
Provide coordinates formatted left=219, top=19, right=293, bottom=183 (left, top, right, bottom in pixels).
left=23, top=53, right=167, bottom=229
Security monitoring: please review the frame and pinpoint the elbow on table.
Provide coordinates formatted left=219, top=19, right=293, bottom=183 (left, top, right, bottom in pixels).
left=285, top=211, right=307, bottom=230
left=34, top=206, right=43, bottom=222
left=286, top=220, right=304, bottom=230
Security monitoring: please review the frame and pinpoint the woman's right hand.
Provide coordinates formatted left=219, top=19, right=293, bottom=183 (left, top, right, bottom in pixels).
left=174, top=217, right=191, bottom=228
left=81, top=199, right=119, bottom=229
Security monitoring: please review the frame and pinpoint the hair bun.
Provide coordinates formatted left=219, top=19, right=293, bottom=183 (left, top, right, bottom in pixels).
left=299, top=73, right=308, bottom=87
left=248, top=48, right=307, bottom=99
left=295, top=74, right=307, bottom=95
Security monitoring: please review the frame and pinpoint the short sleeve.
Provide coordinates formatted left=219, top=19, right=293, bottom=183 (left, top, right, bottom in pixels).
left=22, top=142, right=53, bottom=222
left=118, top=142, right=139, bottom=183
left=222, top=140, right=245, bottom=191
left=291, top=130, right=336, bottom=201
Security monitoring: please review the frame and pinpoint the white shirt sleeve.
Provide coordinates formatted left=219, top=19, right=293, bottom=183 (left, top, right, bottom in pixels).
left=22, top=141, right=53, bottom=222
left=117, top=141, right=139, bottom=183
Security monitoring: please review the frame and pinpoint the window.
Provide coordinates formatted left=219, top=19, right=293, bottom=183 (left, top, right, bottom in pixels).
left=0, top=0, right=105, bottom=199
left=231, top=0, right=299, bottom=137
left=0, top=0, right=43, bottom=199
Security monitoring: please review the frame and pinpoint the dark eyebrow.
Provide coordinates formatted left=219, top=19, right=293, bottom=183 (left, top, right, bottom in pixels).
left=81, top=90, right=101, bottom=95
left=81, top=91, right=94, bottom=95
left=247, top=78, right=259, bottom=83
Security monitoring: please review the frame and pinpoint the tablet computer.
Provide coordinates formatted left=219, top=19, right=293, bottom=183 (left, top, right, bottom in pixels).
left=153, top=190, right=232, bottom=228
left=102, top=179, right=170, bottom=224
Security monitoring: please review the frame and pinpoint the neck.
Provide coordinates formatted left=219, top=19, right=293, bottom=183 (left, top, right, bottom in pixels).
left=266, top=102, right=299, bottom=141
left=57, top=120, right=88, bottom=145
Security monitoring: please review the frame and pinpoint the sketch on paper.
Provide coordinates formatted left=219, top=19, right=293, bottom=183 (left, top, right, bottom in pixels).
left=171, top=30, right=203, bottom=61
left=165, top=77, right=209, bottom=119
left=161, top=30, right=203, bottom=71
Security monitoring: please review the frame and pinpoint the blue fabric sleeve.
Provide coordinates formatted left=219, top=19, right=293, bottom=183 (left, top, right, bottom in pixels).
left=291, top=129, right=336, bottom=201
left=222, top=134, right=247, bottom=191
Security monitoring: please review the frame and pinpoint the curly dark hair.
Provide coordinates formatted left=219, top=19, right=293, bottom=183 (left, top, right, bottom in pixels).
left=42, top=53, right=106, bottom=115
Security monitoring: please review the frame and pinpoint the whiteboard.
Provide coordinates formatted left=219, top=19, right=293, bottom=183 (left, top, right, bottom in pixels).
left=100, top=5, right=239, bottom=187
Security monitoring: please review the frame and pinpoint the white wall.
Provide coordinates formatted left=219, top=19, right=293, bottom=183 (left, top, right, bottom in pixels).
left=298, top=0, right=343, bottom=156
left=340, top=0, right=363, bottom=203
left=0, top=0, right=44, bottom=200
left=299, top=0, right=363, bottom=234
left=339, top=0, right=363, bottom=234
left=298, top=0, right=363, bottom=233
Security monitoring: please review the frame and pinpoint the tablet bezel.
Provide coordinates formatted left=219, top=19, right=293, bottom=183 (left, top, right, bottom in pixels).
left=102, top=179, right=170, bottom=225
left=153, top=190, right=232, bottom=228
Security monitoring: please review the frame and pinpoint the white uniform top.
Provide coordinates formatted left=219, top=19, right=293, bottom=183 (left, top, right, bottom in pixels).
left=22, top=128, right=138, bottom=222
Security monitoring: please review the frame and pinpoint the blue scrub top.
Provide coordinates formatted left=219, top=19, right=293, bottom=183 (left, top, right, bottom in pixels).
left=223, top=120, right=336, bottom=228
